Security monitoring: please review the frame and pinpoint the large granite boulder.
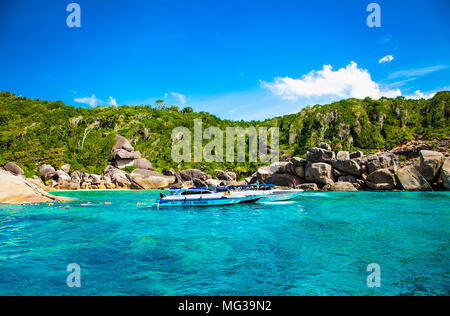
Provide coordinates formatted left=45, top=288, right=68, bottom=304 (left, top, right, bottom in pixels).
left=205, top=179, right=224, bottom=187
left=306, top=148, right=336, bottom=163
left=55, top=170, right=71, bottom=184
left=336, top=151, right=350, bottom=161
left=318, top=142, right=332, bottom=151
left=88, top=174, right=102, bottom=185
left=104, top=165, right=131, bottom=188
left=332, top=159, right=361, bottom=176
left=71, top=170, right=82, bottom=184
left=291, top=157, right=307, bottom=167
left=323, top=182, right=357, bottom=192
left=264, top=173, right=305, bottom=187
left=280, top=154, right=292, bottom=162
left=112, top=149, right=142, bottom=160
left=440, top=158, right=450, bottom=190
left=111, top=135, right=145, bottom=169
left=102, top=175, right=117, bottom=189
left=179, top=169, right=212, bottom=182
left=396, top=165, right=432, bottom=191
left=419, top=150, right=444, bottom=182
left=61, top=164, right=71, bottom=174
left=113, top=135, right=134, bottom=152
left=39, top=164, right=56, bottom=178
left=298, top=183, right=318, bottom=191
left=338, top=175, right=356, bottom=183
left=27, top=176, right=47, bottom=190
left=350, top=151, right=364, bottom=159
left=4, top=162, right=24, bottom=176
left=256, top=166, right=272, bottom=180
left=130, top=169, right=175, bottom=189
left=215, top=170, right=237, bottom=182
left=0, top=170, right=68, bottom=203
left=391, top=142, right=433, bottom=159
left=363, top=153, right=398, bottom=174
left=133, top=158, right=153, bottom=170
left=294, top=165, right=305, bottom=178
left=305, top=163, right=334, bottom=185
left=269, top=162, right=289, bottom=174
left=284, top=162, right=296, bottom=175
left=365, top=169, right=396, bottom=190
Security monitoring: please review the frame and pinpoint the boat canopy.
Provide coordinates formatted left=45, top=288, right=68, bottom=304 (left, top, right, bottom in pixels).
left=168, top=184, right=275, bottom=191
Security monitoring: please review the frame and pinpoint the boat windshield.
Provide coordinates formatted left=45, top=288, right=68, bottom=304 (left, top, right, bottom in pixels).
left=180, top=190, right=213, bottom=195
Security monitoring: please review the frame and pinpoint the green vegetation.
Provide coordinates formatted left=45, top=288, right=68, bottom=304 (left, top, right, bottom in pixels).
left=122, top=165, right=139, bottom=174
left=0, top=91, right=448, bottom=177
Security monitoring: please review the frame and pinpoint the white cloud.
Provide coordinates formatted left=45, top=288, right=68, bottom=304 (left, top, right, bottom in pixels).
left=170, top=92, right=186, bottom=105
left=405, top=90, right=436, bottom=100
left=262, top=61, right=401, bottom=101
left=74, top=94, right=101, bottom=107
left=379, top=55, right=394, bottom=64
left=74, top=94, right=118, bottom=107
left=108, top=96, right=118, bottom=107
left=388, top=65, right=448, bottom=79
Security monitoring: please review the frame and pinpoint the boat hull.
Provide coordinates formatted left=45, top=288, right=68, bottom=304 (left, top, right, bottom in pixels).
left=266, top=191, right=303, bottom=202
left=158, top=196, right=245, bottom=207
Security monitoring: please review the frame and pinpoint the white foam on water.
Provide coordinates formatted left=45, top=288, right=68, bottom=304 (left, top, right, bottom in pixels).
left=257, top=201, right=296, bottom=205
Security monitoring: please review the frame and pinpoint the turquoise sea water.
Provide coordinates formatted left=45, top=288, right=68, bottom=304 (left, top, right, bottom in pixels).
left=0, top=190, right=448, bottom=296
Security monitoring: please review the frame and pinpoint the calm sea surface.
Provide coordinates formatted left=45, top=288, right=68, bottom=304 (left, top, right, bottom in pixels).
left=0, top=190, right=448, bottom=296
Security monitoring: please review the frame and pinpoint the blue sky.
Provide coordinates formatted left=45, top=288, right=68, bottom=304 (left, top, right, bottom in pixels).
left=0, top=0, right=449, bottom=120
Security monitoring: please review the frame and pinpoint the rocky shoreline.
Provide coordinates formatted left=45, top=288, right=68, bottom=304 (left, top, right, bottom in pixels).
left=1, top=136, right=449, bottom=203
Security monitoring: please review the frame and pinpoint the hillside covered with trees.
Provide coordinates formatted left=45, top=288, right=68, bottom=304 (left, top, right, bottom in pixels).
left=0, top=91, right=448, bottom=177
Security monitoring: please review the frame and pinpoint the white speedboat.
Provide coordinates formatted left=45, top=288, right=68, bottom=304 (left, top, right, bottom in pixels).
left=157, top=189, right=263, bottom=207
left=227, top=185, right=303, bottom=202
left=265, top=189, right=303, bottom=201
